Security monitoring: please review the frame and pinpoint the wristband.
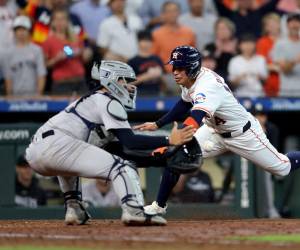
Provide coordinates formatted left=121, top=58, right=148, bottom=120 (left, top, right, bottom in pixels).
left=155, top=120, right=163, bottom=128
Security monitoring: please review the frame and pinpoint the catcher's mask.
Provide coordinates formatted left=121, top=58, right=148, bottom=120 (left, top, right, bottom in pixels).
left=90, top=60, right=137, bottom=110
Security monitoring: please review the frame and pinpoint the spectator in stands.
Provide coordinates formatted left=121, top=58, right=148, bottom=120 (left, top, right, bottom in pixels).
left=170, top=168, right=214, bottom=203
left=70, top=0, right=111, bottom=46
left=15, top=154, right=47, bottom=208
left=0, top=0, right=16, bottom=49
left=280, top=0, right=300, bottom=37
left=139, top=0, right=216, bottom=29
left=272, top=13, right=300, bottom=97
left=124, top=0, right=144, bottom=17
left=206, top=17, right=237, bottom=82
left=43, top=9, right=89, bottom=95
left=152, top=1, right=196, bottom=94
left=128, top=30, right=166, bottom=96
left=4, top=15, right=46, bottom=96
left=214, top=0, right=280, bottom=38
left=228, top=33, right=268, bottom=97
left=0, top=51, right=5, bottom=95
left=82, top=179, right=120, bottom=207
left=179, top=0, right=217, bottom=51
left=256, top=13, right=281, bottom=97
left=24, top=0, right=85, bottom=44
left=201, top=49, right=217, bottom=71
left=97, top=0, right=143, bottom=62
left=0, top=0, right=18, bottom=95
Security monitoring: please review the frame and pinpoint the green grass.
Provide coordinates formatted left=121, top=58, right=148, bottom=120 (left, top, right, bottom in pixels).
left=232, top=234, right=300, bottom=243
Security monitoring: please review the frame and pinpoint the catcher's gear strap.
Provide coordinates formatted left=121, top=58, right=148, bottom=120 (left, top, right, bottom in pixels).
left=107, top=99, right=128, bottom=121
left=64, top=191, right=82, bottom=201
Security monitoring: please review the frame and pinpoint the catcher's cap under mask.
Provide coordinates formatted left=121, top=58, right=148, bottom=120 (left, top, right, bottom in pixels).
left=167, top=45, right=202, bottom=79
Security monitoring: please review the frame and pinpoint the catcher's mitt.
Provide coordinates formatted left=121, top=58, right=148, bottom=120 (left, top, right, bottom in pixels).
left=165, top=138, right=203, bottom=174
left=120, top=138, right=203, bottom=173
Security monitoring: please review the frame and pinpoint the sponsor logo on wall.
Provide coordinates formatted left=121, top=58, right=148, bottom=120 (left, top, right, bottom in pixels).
left=0, top=130, right=30, bottom=141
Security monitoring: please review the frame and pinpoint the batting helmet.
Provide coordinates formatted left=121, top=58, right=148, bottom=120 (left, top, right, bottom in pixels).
left=167, top=46, right=202, bottom=79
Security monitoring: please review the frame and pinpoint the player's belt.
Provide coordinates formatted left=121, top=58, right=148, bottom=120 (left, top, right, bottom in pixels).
left=220, top=121, right=251, bottom=138
left=42, top=130, right=55, bottom=139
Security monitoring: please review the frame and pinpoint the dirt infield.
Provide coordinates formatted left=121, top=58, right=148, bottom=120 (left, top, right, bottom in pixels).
left=0, top=219, right=300, bottom=250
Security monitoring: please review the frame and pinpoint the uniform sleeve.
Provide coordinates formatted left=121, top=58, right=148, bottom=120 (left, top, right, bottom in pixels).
left=35, top=46, right=47, bottom=77
left=191, top=78, right=223, bottom=118
left=97, top=21, right=110, bottom=48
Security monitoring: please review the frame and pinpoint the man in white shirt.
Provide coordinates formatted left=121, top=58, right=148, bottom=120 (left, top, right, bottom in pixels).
left=97, top=0, right=143, bottom=62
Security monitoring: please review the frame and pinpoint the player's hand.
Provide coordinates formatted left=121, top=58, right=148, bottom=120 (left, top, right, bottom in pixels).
left=133, top=122, right=158, bottom=131
left=169, top=122, right=195, bottom=146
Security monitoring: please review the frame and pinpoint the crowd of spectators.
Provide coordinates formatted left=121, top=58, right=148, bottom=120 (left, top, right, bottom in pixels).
left=0, top=0, right=300, bottom=97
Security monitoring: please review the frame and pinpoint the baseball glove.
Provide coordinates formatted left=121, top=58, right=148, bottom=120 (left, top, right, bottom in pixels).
left=164, top=138, right=203, bottom=174
left=121, top=138, right=203, bottom=173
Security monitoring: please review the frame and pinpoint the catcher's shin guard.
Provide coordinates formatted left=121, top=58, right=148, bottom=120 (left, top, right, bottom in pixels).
left=64, top=191, right=91, bottom=225
left=108, top=156, right=166, bottom=226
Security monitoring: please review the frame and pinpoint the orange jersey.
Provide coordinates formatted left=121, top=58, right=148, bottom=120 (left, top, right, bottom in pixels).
left=152, top=25, right=196, bottom=73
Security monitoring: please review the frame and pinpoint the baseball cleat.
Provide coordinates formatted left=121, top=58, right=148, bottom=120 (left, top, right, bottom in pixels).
left=144, top=214, right=167, bottom=226
left=121, top=206, right=167, bottom=226
left=121, top=206, right=146, bottom=225
left=65, top=200, right=91, bottom=225
left=144, top=201, right=167, bottom=216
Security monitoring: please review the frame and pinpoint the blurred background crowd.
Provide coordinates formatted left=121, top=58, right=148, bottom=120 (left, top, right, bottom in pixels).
left=0, top=0, right=300, bottom=98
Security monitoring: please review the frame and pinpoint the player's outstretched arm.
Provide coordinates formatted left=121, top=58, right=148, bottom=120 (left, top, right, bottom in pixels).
left=111, top=123, right=195, bottom=150
left=133, top=99, right=193, bottom=131
left=133, top=122, right=158, bottom=131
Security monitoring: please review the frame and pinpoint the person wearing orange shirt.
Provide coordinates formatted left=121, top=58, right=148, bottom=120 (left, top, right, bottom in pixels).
left=152, top=1, right=196, bottom=94
left=256, top=13, right=281, bottom=96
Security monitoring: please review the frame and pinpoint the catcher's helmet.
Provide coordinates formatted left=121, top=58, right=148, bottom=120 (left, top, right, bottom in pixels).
left=90, top=61, right=137, bottom=110
left=167, top=45, right=202, bottom=79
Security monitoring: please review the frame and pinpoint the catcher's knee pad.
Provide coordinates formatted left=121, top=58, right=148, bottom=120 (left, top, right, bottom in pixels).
left=109, top=156, right=144, bottom=208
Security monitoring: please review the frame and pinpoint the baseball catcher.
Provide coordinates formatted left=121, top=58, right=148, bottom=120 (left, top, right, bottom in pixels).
left=25, top=60, right=195, bottom=226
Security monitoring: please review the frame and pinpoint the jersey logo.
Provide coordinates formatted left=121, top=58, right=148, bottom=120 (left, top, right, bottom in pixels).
left=172, top=52, right=182, bottom=60
left=194, top=93, right=206, bottom=104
